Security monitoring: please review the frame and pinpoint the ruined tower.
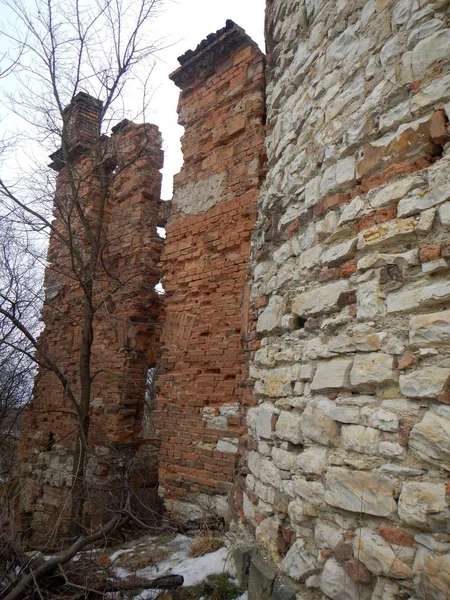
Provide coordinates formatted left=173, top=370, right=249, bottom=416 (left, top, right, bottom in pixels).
left=154, top=21, right=266, bottom=519
left=15, top=92, right=165, bottom=536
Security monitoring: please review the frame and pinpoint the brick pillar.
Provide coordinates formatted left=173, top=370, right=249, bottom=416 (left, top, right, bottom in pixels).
left=155, top=21, right=265, bottom=520
left=14, top=96, right=164, bottom=539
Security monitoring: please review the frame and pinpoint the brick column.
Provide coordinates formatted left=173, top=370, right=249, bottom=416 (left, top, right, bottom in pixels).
left=155, top=21, right=265, bottom=520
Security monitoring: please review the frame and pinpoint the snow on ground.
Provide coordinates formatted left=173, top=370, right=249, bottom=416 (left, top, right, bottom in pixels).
left=127, top=534, right=231, bottom=587
left=107, top=532, right=242, bottom=598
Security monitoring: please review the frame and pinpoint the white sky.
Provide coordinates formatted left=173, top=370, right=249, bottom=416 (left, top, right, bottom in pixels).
left=0, top=0, right=265, bottom=200
left=148, top=0, right=266, bottom=199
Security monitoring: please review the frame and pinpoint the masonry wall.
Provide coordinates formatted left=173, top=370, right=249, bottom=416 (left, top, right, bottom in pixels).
left=155, top=22, right=265, bottom=520
left=241, top=1, right=450, bottom=599
left=16, top=96, right=164, bottom=536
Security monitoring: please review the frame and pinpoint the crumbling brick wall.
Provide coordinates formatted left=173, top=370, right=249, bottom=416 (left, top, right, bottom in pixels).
left=154, top=21, right=265, bottom=520
left=240, top=1, right=450, bottom=599
left=15, top=93, right=165, bottom=537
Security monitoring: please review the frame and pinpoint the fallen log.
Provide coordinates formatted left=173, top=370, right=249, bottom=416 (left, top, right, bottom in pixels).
left=102, top=574, right=184, bottom=591
left=1, top=515, right=122, bottom=600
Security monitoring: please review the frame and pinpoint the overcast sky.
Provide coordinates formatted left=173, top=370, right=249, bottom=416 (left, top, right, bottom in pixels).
left=0, top=1, right=265, bottom=200
left=149, top=0, right=265, bottom=198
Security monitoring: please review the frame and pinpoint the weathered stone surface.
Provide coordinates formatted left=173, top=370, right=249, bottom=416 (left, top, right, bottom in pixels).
left=357, top=280, right=383, bottom=320
left=362, top=408, right=399, bottom=432
left=324, top=468, right=396, bottom=516
left=293, top=477, right=325, bottom=506
left=255, top=403, right=276, bottom=440
left=413, top=548, right=450, bottom=600
left=350, top=353, right=397, bottom=387
left=311, top=358, right=353, bottom=391
left=259, top=458, right=283, bottom=489
left=287, top=500, right=307, bottom=525
left=399, top=366, right=450, bottom=399
left=353, top=528, right=413, bottom=579
left=320, top=558, right=372, bottom=600
left=357, top=249, right=419, bottom=271
left=342, top=425, right=381, bottom=455
left=399, top=482, right=450, bottom=530
left=272, top=447, right=298, bottom=472
left=248, top=552, right=276, bottom=600
left=321, top=238, right=357, bottom=266
left=410, top=310, right=450, bottom=347
left=217, top=438, right=238, bottom=453
left=419, top=280, right=450, bottom=307
left=256, top=517, right=280, bottom=561
left=314, top=521, right=342, bottom=551
left=297, top=447, right=328, bottom=474
left=379, top=441, right=405, bottom=458
left=409, top=410, right=450, bottom=471
left=330, top=405, right=361, bottom=424
left=300, top=398, right=339, bottom=446
left=254, top=367, right=296, bottom=398
left=232, top=544, right=256, bottom=588
left=275, top=410, right=303, bottom=444
left=328, top=332, right=385, bottom=354
left=173, top=174, right=225, bottom=215
left=438, top=201, right=450, bottom=226
left=386, top=282, right=422, bottom=313
left=272, top=576, right=299, bottom=600
left=281, top=539, right=319, bottom=582
left=370, top=175, right=423, bottom=209
left=257, top=295, right=286, bottom=333
left=243, top=493, right=256, bottom=520
left=357, top=218, right=415, bottom=250
left=291, top=280, right=349, bottom=316
left=397, top=183, right=450, bottom=217
left=339, top=196, right=365, bottom=224
left=242, top=5, right=450, bottom=598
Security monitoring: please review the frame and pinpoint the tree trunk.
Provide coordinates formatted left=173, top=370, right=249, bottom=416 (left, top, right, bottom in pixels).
left=69, top=286, right=94, bottom=535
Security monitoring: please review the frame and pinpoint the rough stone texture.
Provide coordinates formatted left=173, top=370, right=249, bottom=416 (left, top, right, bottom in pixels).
left=398, top=481, right=450, bottom=530
left=320, top=558, right=372, bottom=600
left=248, top=552, right=276, bottom=600
left=413, top=548, right=450, bottom=600
left=353, top=528, right=414, bottom=579
left=409, top=408, right=450, bottom=471
left=241, top=3, right=450, bottom=596
left=324, top=468, right=396, bottom=517
left=399, top=366, right=450, bottom=399
left=156, top=24, right=265, bottom=516
left=281, top=539, right=318, bottom=582
left=350, top=353, right=397, bottom=388
left=410, top=310, right=450, bottom=346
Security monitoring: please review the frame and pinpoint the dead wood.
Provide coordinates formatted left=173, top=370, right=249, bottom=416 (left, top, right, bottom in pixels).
left=1, top=515, right=122, bottom=600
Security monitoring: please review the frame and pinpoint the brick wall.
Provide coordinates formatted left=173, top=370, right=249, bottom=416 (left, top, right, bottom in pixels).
left=15, top=94, right=164, bottom=537
left=155, top=21, right=265, bottom=520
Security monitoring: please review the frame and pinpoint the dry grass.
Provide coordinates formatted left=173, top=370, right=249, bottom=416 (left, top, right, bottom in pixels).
left=188, top=533, right=225, bottom=558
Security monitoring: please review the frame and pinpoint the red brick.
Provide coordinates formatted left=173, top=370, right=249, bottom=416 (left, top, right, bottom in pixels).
left=420, top=244, right=441, bottom=262
left=398, top=354, right=415, bottom=370
left=156, top=34, right=265, bottom=510
left=378, top=526, right=415, bottom=547
left=340, top=260, right=358, bottom=278
left=344, top=559, right=373, bottom=584
left=430, top=110, right=450, bottom=146
left=314, top=192, right=350, bottom=217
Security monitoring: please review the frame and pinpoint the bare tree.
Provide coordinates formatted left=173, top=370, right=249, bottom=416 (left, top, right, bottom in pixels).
left=0, top=0, right=165, bottom=538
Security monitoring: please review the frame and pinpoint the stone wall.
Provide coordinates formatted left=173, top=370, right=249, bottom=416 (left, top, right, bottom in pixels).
left=15, top=93, right=165, bottom=536
left=241, top=1, right=450, bottom=599
left=155, top=21, right=265, bottom=520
